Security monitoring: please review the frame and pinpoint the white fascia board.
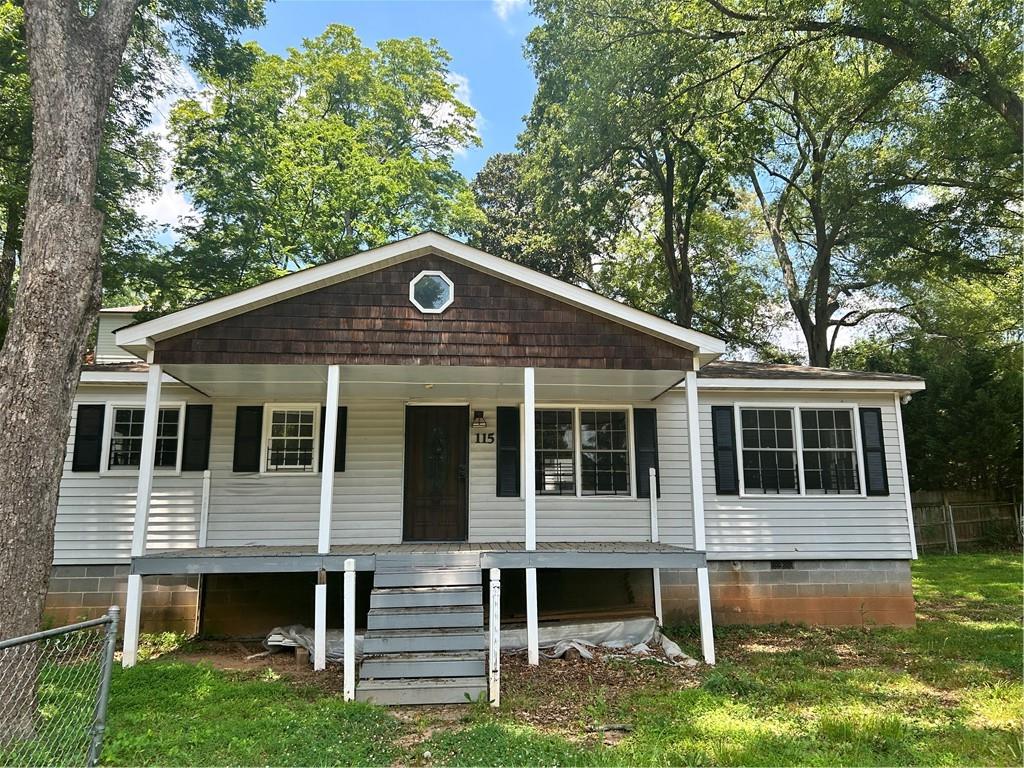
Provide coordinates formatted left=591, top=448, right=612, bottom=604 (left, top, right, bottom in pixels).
left=693, top=377, right=927, bottom=393
left=80, top=371, right=179, bottom=385
left=115, top=232, right=727, bottom=359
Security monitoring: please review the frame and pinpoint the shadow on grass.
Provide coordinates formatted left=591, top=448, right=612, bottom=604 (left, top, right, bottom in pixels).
left=102, top=661, right=400, bottom=766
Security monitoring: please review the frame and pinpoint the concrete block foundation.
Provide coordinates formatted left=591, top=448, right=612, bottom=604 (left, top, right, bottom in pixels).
left=661, top=559, right=915, bottom=627
left=43, top=565, right=199, bottom=635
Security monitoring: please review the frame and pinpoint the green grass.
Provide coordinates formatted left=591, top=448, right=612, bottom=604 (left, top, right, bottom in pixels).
left=7, top=552, right=1016, bottom=766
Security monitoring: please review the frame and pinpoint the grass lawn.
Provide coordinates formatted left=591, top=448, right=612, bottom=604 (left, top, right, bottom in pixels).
left=94, top=552, right=1020, bottom=766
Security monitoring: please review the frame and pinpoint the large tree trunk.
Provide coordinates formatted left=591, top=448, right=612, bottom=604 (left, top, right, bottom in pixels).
left=0, top=0, right=137, bottom=642
left=0, top=202, right=23, bottom=345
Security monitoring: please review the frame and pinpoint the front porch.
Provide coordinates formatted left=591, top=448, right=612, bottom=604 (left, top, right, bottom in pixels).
left=130, top=541, right=710, bottom=704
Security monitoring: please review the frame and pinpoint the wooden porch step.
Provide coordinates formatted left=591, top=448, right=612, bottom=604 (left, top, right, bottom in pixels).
left=373, top=568, right=481, bottom=588
left=360, top=651, right=485, bottom=679
left=370, top=585, right=482, bottom=609
left=375, top=552, right=483, bottom=570
left=367, top=605, right=483, bottom=631
left=362, top=628, right=486, bottom=654
left=355, top=677, right=488, bottom=706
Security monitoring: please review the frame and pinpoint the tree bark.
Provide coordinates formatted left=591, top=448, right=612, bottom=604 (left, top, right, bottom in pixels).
left=0, top=0, right=138, bottom=648
left=0, top=202, right=21, bottom=345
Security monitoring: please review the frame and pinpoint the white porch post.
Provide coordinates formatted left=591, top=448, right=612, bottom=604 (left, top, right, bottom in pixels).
left=343, top=558, right=356, bottom=700
left=314, top=570, right=327, bottom=671
left=523, top=367, right=539, bottom=665
left=318, top=364, right=341, bottom=555
left=488, top=567, right=501, bottom=707
left=123, top=360, right=162, bottom=668
left=649, top=467, right=663, bottom=625
left=685, top=369, right=715, bottom=665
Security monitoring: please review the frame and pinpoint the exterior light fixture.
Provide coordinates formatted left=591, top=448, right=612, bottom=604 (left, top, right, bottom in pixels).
left=472, top=410, right=487, bottom=428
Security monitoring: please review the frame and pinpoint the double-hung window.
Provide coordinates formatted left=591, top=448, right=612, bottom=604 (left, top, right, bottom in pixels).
left=737, top=405, right=862, bottom=496
left=739, top=408, right=798, bottom=493
left=107, top=405, right=183, bottom=470
left=534, top=407, right=632, bottom=497
left=801, top=409, right=859, bottom=494
left=264, top=407, right=318, bottom=472
left=535, top=409, right=576, bottom=495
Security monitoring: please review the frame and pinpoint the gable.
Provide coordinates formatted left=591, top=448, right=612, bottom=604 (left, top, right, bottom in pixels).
left=153, top=254, right=694, bottom=371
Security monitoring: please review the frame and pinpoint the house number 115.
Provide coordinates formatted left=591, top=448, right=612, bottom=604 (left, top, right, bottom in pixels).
left=474, top=432, right=495, bottom=444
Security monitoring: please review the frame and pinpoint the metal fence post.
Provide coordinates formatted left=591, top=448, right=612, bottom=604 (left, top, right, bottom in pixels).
left=87, top=606, right=119, bottom=768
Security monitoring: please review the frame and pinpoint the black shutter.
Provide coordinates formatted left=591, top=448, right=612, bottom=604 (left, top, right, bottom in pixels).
left=860, top=407, right=889, bottom=496
left=711, top=406, right=739, bottom=495
left=318, top=406, right=348, bottom=472
left=634, top=408, right=660, bottom=498
left=496, top=406, right=520, bottom=497
left=72, top=404, right=105, bottom=472
left=181, top=404, right=213, bottom=471
left=232, top=406, right=263, bottom=472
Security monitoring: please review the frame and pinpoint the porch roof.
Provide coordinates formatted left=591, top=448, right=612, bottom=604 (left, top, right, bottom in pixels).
left=131, top=542, right=707, bottom=575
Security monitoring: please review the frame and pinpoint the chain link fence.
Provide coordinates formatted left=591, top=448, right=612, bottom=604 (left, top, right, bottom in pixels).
left=0, top=607, right=119, bottom=767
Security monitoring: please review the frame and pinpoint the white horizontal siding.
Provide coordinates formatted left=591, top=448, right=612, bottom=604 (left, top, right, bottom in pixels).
left=94, top=314, right=137, bottom=363
left=698, top=391, right=913, bottom=559
left=469, top=399, right=693, bottom=547
left=54, top=385, right=204, bottom=564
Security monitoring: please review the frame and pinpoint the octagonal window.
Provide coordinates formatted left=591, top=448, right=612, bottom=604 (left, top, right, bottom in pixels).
left=409, top=270, right=454, bottom=313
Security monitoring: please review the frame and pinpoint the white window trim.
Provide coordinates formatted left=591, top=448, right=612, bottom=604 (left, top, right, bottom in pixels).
left=100, top=401, right=186, bottom=476
left=523, top=404, right=637, bottom=500
left=733, top=401, right=867, bottom=499
left=259, top=403, right=321, bottom=475
left=409, top=269, right=455, bottom=314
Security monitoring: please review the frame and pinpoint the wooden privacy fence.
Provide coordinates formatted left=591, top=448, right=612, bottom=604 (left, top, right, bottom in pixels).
left=912, top=490, right=1023, bottom=554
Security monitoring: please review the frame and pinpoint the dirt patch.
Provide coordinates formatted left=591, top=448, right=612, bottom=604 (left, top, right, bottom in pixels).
left=162, top=639, right=348, bottom=694
left=497, top=646, right=701, bottom=737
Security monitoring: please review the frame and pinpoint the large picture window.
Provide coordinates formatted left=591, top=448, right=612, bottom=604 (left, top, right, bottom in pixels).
left=107, top=406, right=182, bottom=470
left=736, top=404, right=865, bottom=496
left=265, top=408, right=317, bottom=472
left=534, top=407, right=633, bottom=497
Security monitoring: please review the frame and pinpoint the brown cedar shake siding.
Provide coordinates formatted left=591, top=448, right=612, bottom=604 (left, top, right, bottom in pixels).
left=153, top=254, right=694, bottom=370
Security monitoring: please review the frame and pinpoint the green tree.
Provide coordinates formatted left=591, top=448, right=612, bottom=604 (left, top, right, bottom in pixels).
left=834, top=262, right=1022, bottom=491
left=0, top=0, right=263, bottom=671
left=522, top=0, right=768, bottom=336
left=470, top=152, right=594, bottom=284
left=0, top=1, right=178, bottom=339
left=160, top=25, right=482, bottom=306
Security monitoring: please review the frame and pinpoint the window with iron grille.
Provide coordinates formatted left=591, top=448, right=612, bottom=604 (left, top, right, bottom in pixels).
left=535, top=409, right=575, bottom=495
left=108, top=407, right=181, bottom=469
left=579, top=410, right=630, bottom=496
left=739, top=408, right=799, bottom=493
left=801, top=409, right=859, bottom=494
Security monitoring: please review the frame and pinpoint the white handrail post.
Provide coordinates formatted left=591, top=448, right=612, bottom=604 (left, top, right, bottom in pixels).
left=649, top=467, right=663, bottom=624
left=314, top=569, right=327, bottom=671
left=488, top=568, right=501, bottom=707
left=343, top=558, right=356, bottom=701
left=123, top=360, right=162, bottom=668
left=198, top=469, right=211, bottom=548
left=319, top=365, right=341, bottom=555
left=523, top=367, right=539, bottom=665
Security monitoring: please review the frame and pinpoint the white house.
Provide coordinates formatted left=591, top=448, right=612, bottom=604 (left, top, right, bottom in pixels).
left=46, top=232, right=925, bottom=704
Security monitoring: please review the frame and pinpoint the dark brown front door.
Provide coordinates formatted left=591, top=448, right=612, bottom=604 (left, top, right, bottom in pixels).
left=403, top=406, right=469, bottom=541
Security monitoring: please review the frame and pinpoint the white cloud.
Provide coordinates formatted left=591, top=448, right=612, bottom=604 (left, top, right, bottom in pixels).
left=424, top=71, right=482, bottom=157
left=493, top=0, right=528, bottom=21
left=134, top=61, right=204, bottom=235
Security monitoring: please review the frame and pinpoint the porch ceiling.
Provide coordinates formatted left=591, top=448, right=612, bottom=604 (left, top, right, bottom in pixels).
left=164, top=363, right=685, bottom=402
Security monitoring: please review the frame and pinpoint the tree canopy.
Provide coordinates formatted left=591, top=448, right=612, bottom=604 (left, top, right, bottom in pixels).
left=156, top=25, right=483, bottom=307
